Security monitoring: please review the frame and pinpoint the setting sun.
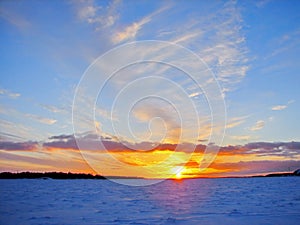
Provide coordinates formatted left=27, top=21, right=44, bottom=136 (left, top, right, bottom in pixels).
left=175, top=171, right=182, bottom=179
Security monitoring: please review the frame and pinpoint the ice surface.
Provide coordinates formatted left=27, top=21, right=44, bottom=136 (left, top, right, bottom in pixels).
left=0, top=177, right=299, bottom=224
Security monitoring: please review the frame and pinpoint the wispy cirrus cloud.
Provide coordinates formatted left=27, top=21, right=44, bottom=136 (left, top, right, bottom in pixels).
left=75, top=0, right=121, bottom=29
left=255, top=0, right=272, bottom=8
left=250, top=120, right=265, bottom=131
left=272, top=105, right=287, bottom=111
left=0, top=103, right=61, bottom=141
left=271, top=100, right=294, bottom=111
left=266, top=29, right=300, bottom=60
left=40, top=104, right=64, bottom=113
left=146, top=1, right=249, bottom=94
left=0, top=4, right=31, bottom=30
left=0, top=131, right=25, bottom=142
left=230, top=135, right=251, bottom=141
left=25, top=114, right=57, bottom=125
left=112, top=16, right=150, bottom=44
left=226, top=116, right=248, bottom=129
left=188, top=91, right=202, bottom=98
left=0, top=119, right=33, bottom=141
left=132, top=102, right=181, bottom=143
left=112, top=4, right=170, bottom=44
left=0, top=88, right=20, bottom=99
left=170, top=31, right=202, bottom=45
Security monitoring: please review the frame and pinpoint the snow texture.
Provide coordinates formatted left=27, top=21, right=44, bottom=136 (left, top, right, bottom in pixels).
left=0, top=177, right=300, bottom=224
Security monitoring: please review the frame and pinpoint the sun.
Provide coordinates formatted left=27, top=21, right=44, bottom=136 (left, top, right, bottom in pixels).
left=171, top=167, right=185, bottom=180
left=175, top=171, right=182, bottom=179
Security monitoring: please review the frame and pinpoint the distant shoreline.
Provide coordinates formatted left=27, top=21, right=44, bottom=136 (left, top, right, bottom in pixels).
left=0, top=172, right=106, bottom=179
left=251, top=170, right=300, bottom=178
left=0, top=172, right=146, bottom=180
left=0, top=169, right=299, bottom=180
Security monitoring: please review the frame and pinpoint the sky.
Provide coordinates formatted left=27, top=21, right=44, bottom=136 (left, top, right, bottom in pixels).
left=0, top=0, right=300, bottom=179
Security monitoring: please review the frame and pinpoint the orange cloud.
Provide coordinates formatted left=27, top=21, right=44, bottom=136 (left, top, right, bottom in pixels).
left=1, top=137, right=300, bottom=178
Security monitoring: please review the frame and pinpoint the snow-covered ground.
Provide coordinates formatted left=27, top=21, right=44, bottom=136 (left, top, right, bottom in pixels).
left=0, top=177, right=299, bottom=224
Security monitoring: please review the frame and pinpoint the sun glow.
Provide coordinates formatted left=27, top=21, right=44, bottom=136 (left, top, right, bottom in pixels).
left=175, top=171, right=182, bottom=179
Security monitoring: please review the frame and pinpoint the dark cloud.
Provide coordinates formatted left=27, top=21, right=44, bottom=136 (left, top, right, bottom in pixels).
left=49, top=134, right=74, bottom=140
left=44, top=133, right=186, bottom=152
left=244, top=141, right=300, bottom=151
left=219, top=142, right=300, bottom=158
left=43, top=138, right=79, bottom=150
left=1, top=132, right=300, bottom=159
left=0, top=141, right=38, bottom=151
left=44, top=132, right=130, bottom=151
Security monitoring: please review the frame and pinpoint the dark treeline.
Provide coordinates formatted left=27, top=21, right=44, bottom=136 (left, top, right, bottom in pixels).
left=0, top=172, right=106, bottom=179
left=252, top=169, right=300, bottom=178
left=0, top=169, right=299, bottom=179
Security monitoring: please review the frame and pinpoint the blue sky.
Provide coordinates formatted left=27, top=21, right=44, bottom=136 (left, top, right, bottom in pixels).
left=1, top=0, right=299, bottom=144
left=0, top=0, right=300, bottom=176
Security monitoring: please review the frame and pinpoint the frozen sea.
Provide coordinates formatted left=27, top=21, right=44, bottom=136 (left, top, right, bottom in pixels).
left=0, top=177, right=300, bottom=225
